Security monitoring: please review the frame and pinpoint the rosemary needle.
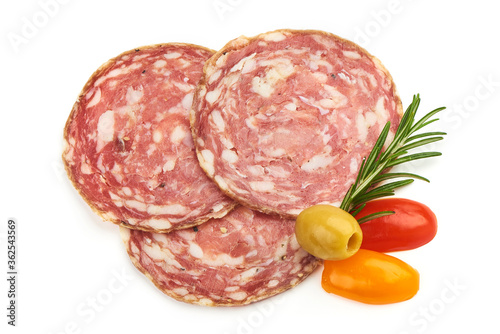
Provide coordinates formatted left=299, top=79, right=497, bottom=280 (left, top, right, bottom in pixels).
left=339, top=94, right=446, bottom=223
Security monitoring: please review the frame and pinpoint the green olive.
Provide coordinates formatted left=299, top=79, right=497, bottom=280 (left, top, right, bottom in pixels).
left=295, top=205, right=363, bottom=261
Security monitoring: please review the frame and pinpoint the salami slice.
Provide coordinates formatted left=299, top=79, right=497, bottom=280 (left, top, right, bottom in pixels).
left=63, top=44, right=235, bottom=232
left=191, top=29, right=403, bottom=218
left=120, top=206, right=319, bottom=306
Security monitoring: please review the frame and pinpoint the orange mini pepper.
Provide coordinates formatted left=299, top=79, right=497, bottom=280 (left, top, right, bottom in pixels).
left=322, top=249, right=419, bottom=304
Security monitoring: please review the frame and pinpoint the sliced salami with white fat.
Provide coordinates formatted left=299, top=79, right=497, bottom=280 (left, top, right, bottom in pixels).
left=120, top=206, right=319, bottom=306
left=191, top=29, right=403, bottom=218
left=63, top=44, right=235, bottom=232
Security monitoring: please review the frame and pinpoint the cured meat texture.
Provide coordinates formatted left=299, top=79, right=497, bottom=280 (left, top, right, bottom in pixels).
left=191, top=29, right=403, bottom=218
left=63, top=44, right=235, bottom=232
left=121, top=206, right=319, bottom=306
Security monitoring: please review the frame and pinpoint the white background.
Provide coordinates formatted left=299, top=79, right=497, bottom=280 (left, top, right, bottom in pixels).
left=1, top=0, right=499, bottom=333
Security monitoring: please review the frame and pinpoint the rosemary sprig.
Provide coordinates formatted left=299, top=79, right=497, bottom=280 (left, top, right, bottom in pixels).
left=339, top=94, right=446, bottom=223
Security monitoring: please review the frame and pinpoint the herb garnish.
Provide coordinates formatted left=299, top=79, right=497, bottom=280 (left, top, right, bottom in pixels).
left=339, top=95, right=446, bottom=223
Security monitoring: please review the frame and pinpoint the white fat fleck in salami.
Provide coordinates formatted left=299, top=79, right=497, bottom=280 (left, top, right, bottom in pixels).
left=191, top=29, right=403, bottom=218
left=63, top=44, right=236, bottom=232
left=120, top=206, right=319, bottom=306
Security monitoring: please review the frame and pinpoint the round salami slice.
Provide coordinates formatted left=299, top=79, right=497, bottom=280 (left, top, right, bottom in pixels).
left=63, top=44, right=236, bottom=232
left=120, top=206, right=319, bottom=306
left=191, top=29, right=403, bottom=218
